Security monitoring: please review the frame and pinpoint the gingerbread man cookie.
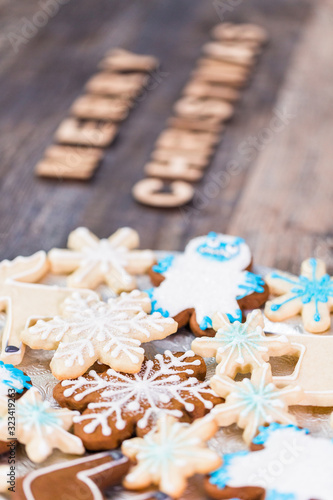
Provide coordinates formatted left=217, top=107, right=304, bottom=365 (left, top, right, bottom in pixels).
left=13, top=450, right=131, bottom=500
left=211, top=363, right=303, bottom=444
left=205, top=423, right=333, bottom=500
left=148, top=233, right=268, bottom=336
left=0, top=251, right=91, bottom=365
left=191, top=310, right=292, bottom=378
left=22, top=290, right=177, bottom=379
left=265, top=258, right=333, bottom=333
left=122, top=414, right=221, bottom=498
left=48, top=227, right=155, bottom=292
left=0, top=387, right=84, bottom=463
left=54, top=350, right=222, bottom=450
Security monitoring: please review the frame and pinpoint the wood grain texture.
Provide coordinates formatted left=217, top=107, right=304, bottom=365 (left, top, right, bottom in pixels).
left=1, top=0, right=329, bottom=276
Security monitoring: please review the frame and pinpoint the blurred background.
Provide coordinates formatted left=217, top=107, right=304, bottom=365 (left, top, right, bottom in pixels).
left=0, top=0, right=332, bottom=273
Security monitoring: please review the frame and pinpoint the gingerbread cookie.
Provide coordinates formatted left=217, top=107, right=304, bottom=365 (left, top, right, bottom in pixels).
left=149, top=233, right=268, bottom=336
left=191, top=310, right=292, bottom=378
left=0, top=251, right=91, bottom=365
left=22, top=291, right=177, bottom=379
left=265, top=258, right=333, bottom=333
left=0, top=387, right=84, bottom=463
left=54, top=350, right=222, bottom=450
left=48, top=227, right=155, bottom=293
left=122, top=414, right=221, bottom=498
left=211, top=363, right=303, bottom=444
left=205, top=423, right=333, bottom=500
left=13, top=450, right=131, bottom=500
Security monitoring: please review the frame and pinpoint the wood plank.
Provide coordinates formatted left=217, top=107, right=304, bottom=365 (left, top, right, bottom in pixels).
left=227, top=1, right=333, bottom=272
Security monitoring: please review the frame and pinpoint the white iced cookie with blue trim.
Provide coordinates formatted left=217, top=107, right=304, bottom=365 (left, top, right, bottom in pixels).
left=265, top=258, right=333, bottom=333
left=205, top=423, right=333, bottom=500
left=148, top=232, right=268, bottom=336
left=0, top=387, right=84, bottom=463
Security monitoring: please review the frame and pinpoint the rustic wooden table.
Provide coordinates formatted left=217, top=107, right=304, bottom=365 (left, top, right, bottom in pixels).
left=1, top=0, right=332, bottom=274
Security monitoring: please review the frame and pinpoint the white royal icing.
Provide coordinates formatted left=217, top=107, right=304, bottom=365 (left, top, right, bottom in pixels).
left=61, top=350, right=215, bottom=436
left=151, top=234, right=262, bottom=327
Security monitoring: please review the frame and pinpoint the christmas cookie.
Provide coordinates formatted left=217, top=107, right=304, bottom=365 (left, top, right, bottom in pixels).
left=191, top=310, right=292, bottom=378
left=265, top=258, right=333, bottom=333
left=211, top=363, right=303, bottom=444
left=21, top=291, right=177, bottom=380
left=0, top=361, right=31, bottom=404
left=205, top=423, right=333, bottom=500
left=53, top=350, right=222, bottom=450
left=148, top=232, right=268, bottom=336
left=13, top=450, right=130, bottom=500
left=0, top=251, right=91, bottom=365
left=122, top=414, right=221, bottom=498
left=48, top=227, right=155, bottom=292
left=0, top=387, right=84, bottom=463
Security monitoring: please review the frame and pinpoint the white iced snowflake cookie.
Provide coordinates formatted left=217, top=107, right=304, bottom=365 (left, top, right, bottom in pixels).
left=54, top=350, right=222, bottom=450
left=48, top=227, right=155, bottom=293
left=149, top=232, right=268, bottom=336
left=122, top=413, right=221, bottom=498
left=21, top=290, right=178, bottom=380
left=191, top=309, right=292, bottom=378
left=205, top=423, right=333, bottom=500
left=211, top=363, right=303, bottom=444
left=265, top=258, right=333, bottom=333
left=0, top=387, right=84, bottom=463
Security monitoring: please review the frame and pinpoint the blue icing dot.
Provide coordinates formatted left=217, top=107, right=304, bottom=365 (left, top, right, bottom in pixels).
left=209, top=451, right=249, bottom=489
left=266, top=491, right=296, bottom=500
left=252, top=423, right=308, bottom=445
left=0, top=361, right=31, bottom=393
left=145, top=288, right=170, bottom=318
left=200, top=316, right=213, bottom=330
left=152, top=255, right=174, bottom=274
left=236, top=271, right=265, bottom=300
left=196, top=233, right=244, bottom=262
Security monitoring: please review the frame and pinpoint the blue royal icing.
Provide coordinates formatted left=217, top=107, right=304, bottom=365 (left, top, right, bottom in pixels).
left=145, top=288, right=170, bottom=318
left=252, top=423, right=308, bottom=445
left=236, top=272, right=265, bottom=300
left=265, top=491, right=296, bottom=500
left=152, top=255, right=175, bottom=274
left=270, top=258, right=333, bottom=322
left=196, top=232, right=244, bottom=262
left=209, top=450, right=249, bottom=489
left=0, top=361, right=31, bottom=393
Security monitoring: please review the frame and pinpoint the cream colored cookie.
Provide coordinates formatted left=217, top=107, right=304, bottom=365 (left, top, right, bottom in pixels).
left=211, top=363, right=303, bottom=444
left=21, top=290, right=178, bottom=380
left=0, top=388, right=84, bottom=463
left=192, top=310, right=292, bottom=377
left=121, top=414, right=221, bottom=498
left=265, top=258, right=333, bottom=333
left=48, top=227, right=155, bottom=292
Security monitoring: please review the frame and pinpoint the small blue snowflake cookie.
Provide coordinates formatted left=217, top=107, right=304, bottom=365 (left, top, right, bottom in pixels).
left=149, top=233, right=268, bottom=336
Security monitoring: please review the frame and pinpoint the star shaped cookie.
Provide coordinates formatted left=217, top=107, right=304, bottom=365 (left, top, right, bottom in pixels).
left=211, top=363, right=303, bottom=444
left=21, top=290, right=178, bottom=379
left=265, top=258, right=333, bottom=333
left=0, top=387, right=84, bottom=463
left=191, top=309, right=292, bottom=377
left=121, top=414, right=221, bottom=498
left=54, top=350, right=222, bottom=450
left=48, top=227, right=155, bottom=292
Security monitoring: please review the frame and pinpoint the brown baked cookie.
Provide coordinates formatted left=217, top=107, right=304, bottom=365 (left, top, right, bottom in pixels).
left=148, top=233, right=268, bottom=337
left=13, top=450, right=130, bottom=500
left=204, top=423, right=333, bottom=500
left=54, top=350, right=222, bottom=450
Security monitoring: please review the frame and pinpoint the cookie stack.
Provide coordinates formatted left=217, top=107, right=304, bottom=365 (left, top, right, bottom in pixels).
left=0, top=229, right=332, bottom=500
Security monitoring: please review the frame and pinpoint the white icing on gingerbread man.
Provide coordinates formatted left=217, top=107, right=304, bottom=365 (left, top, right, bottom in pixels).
left=149, top=233, right=265, bottom=330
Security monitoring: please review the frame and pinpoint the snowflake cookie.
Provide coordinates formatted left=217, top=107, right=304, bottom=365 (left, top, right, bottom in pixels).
left=48, top=227, right=155, bottom=293
left=53, top=350, right=223, bottom=450
left=265, top=258, right=333, bottom=333
left=211, top=363, right=303, bottom=444
left=0, top=251, right=91, bottom=365
left=148, top=232, right=268, bottom=337
left=121, top=413, right=221, bottom=498
left=0, top=387, right=84, bottom=463
left=21, top=290, right=178, bottom=380
left=191, top=310, right=292, bottom=378
left=205, top=423, right=333, bottom=500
